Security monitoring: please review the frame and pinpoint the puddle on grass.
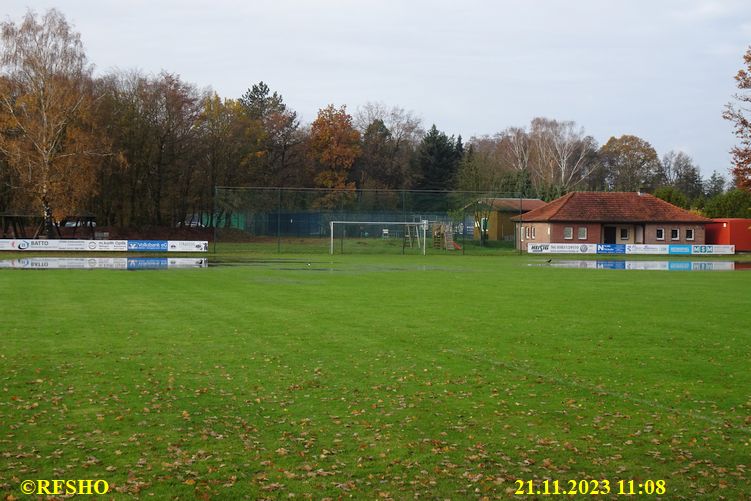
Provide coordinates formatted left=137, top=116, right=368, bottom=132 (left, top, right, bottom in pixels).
left=0, top=257, right=208, bottom=270
left=0, top=256, right=459, bottom=273
left=533, top=259, right=750, bottom=271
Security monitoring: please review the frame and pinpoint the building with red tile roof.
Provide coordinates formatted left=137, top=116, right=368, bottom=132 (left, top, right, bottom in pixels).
left=511, top=192, right=711, bottom=249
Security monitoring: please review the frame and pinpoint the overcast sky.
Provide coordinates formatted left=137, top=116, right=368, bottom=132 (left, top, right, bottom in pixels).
left=5, top=0, right=751, bottom=178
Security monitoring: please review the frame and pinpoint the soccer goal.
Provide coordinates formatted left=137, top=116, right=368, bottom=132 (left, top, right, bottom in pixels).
left=329, top=220, right=429, bottom=255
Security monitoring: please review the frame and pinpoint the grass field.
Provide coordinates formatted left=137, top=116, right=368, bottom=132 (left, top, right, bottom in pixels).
left=1, top=250, right=750, bottom=499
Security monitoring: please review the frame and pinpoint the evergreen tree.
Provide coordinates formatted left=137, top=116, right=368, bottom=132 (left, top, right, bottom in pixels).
left=239, top=81, right=286, bottom=119
left=704, top=170, right=727, bottom=198
left=413, top=125, right=460, bottom=191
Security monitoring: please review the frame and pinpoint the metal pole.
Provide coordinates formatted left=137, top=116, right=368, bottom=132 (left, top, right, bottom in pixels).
left=277, top=188, right=281, bottom=254
left=212, top=185, right=217, bottom=255
left=330, top=221, right=334, bottom=255
left=423, top=221, right=427, bottom=256
left=462, top=208, right=465, bottom=255
left=518, top=193, right=523, bottom=255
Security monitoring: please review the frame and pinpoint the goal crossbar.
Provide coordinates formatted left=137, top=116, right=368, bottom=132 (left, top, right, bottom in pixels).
left=329, top=221, right=428, bottom=255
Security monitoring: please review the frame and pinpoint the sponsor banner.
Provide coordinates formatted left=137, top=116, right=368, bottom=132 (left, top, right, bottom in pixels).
left=167, top=240, right=209, bottom=252
left=527, top=243, right=597, bottom=254
left=625, top=244, right=669, bottom=255
left=596, top=244, right=626, bottom=254
left=90, top=240, right=129, bottom=252
left=691, top=245, right=735, bottom=255
left=0, top=239, right=128, bottom=252
left=668, top=244, right=692, bottom=255
left=530, top=243, right=736, bottom=255
left=127, top=240, right=168, bottom=252
left=1, top=239, right=208, bottom=253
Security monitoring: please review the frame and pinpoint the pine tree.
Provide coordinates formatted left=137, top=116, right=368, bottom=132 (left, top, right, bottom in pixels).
left=414, top=125, right=460, bottom=191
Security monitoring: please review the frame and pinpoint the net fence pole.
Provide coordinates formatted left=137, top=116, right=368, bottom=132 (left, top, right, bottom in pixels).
left=329, top=221, right=334, bottom=255
left=518, top=194, right=523, bottom=255
left=212, top=185, right=217, bottom=255
left=277, top=188, right=282, bottom=254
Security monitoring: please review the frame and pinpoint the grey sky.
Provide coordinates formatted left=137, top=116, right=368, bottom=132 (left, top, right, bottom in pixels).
left=5, top=0, right=751, bottom=178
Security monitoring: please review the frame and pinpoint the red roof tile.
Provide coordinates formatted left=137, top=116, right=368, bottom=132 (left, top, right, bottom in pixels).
left=511, top=192, right=710, bottom=223
left=479, top=198, right=547, bottom=212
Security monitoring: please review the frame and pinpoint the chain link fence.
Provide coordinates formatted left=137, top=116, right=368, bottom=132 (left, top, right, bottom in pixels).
left=212, top=187, right=530, bottom=254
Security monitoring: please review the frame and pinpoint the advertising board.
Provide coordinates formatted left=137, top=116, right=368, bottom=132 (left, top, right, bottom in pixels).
left=0, top=239, right=127, bottom=252
left=668, top=245, right=692, bottom=255
left=625, top=244, right=669, bottom=255
left=527, top=243, right=597, bottom=254
left=691, top=245, right=735, bottom=255
left=167, top=240, right=209, bottom=252
left=596, top=244, right=626, bottom=254
left=126, top=240, right=169, bottom=252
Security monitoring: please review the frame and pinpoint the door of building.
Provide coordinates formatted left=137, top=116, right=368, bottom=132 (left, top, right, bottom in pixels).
left=604, top=226, right=617, bottom=244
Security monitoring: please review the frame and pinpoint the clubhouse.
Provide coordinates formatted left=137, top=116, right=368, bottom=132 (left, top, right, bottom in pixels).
left=512, top=192, right=711, bottom=250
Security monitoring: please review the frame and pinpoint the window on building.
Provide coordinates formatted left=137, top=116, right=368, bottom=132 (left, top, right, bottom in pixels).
left=656, top=228, right=664, bottom=240
left=686, top=228, right=694, bottom=241
left=578, top=227, right=587, bottom=240
left=526, top=226, right=531, bottom=239
left=620, top=228, right=629, bottom=240
left=531, top=226, right=536, bottom=239
left=564, top=227, right=573, bottom=240
left=671, top=228, right=680, bottom=240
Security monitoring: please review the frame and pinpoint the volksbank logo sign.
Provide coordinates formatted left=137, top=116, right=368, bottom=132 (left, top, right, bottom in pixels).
left=127, top=240, right=168, bottom=251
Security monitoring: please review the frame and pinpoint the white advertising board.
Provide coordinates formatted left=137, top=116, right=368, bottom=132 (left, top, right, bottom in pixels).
left=0, top=239, right=128, bottom=252
left=691, top=245, right=735, bottom=255
left=167, top=240, right=209, bottom=252
left=0, top=239, right=208, bottom=252
left=625, top=244, right=669, bottom=255
left=527, top=243, right=597, bottom=254
left=528, top=243, right=736, bottom=255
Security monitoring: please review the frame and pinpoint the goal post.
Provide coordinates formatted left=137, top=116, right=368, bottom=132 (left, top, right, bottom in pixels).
left=329, top=220, right=428, bottom=255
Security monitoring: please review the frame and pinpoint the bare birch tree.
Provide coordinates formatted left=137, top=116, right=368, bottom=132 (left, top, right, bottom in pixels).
left=529, top=117, right=597, bottom=194
left=0, top=9, right=101, bottom=236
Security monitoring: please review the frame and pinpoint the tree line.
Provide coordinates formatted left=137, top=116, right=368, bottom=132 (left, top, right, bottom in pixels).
left=1, top=9, right=749, bottom=234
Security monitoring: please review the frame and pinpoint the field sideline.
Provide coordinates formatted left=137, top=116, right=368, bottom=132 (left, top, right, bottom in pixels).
left=1, top=251, right=749, bottom=499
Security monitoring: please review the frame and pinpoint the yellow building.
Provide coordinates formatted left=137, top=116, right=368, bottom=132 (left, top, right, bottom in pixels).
left=470, top=198, right=547, bottom=241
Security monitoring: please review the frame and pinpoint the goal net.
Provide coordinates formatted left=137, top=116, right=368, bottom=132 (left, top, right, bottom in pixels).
left=329, top=220, right=429, bottom=255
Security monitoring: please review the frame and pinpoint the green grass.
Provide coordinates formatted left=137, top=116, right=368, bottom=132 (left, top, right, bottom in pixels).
left=1, top=251, right=750, bottom=499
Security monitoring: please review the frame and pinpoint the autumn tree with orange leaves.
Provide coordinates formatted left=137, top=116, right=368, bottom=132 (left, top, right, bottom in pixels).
left=308, top=104, right=360, bottom=208
left=723, top=45, right=751, bottom=191
left=0, top=9, right=105, bottom=237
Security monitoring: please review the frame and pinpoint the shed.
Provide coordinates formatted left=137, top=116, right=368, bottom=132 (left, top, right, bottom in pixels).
left=706, top=219, right=751, bottom=251
left=469, top=198, right=547, bottom=241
